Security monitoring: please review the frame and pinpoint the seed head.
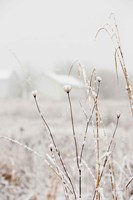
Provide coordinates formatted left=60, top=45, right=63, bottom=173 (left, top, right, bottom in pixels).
left=117, top=112, right=121, bottom=119
left=49, top=144, right=54, bottom=152
left=63, top=84, right=72, bottom=93
left=96, top=76, right=102, bottom=83
left=32, top=90, right=37, bottom=98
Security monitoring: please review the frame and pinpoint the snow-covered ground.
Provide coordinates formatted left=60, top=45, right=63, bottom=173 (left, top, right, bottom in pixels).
left=0, top=98, right=132, bottom=200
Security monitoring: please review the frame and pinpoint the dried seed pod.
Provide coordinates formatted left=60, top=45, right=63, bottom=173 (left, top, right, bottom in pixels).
left=63, top=84, right=72, bottom=93
left=96, top=76, right=102, bottom=83
left=32, top=90, right=37, bottom=98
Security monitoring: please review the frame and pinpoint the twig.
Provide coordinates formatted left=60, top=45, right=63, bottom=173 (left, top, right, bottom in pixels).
left=33, top=94, right=77, bottom=199
left=80, top=78, right=101, bottom=163
left=67, top=92, right=81, bottom=198
left=96, top=16, right=133, bottom=115
left=92, top=114, right=120, bottom=200
left=125, top=177, right=133, bottom=189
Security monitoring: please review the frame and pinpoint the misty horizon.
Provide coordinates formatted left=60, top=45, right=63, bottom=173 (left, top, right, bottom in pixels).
left=0, top=0, right=132, bottom=74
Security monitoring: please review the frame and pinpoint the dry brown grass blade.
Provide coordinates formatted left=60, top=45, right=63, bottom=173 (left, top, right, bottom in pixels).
left=95, top=27, right=112, bottom=40
left=96, top=17, right=133, bottom=115
left=95, top=26, right=119, bottom=81
left=114, top=46, right=120, bottom=82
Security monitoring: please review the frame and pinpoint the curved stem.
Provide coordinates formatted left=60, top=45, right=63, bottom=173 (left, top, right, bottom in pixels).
left=34, top=96, right=77, bottom=199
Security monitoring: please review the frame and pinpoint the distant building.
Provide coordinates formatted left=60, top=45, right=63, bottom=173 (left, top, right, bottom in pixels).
left=0, top=69, right=23, bottom=98
left=34, top=72, right=84, bottom=100
left=0, top=69, right=84, bottom=99
left=0, top=70, right=11, bottom=97
left=0, top=70, right=15, bottom=98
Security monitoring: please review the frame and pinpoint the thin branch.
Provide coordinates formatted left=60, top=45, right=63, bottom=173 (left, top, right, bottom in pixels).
left=92, top=114, right=120, bottom=200
left=33, top=95, right=77, bottom=199
left=125, top=177, right=133, bottom=189
left=67, top=92, right=80, bottom=198
left=80, top=81, right=101, bottom=163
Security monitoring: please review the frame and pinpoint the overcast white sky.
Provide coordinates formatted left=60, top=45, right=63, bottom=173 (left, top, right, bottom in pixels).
left=0, top=0, right=133, bottom=74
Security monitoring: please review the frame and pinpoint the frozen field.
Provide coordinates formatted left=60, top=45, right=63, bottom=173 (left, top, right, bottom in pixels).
left=0, top=98, right=132, bottom=200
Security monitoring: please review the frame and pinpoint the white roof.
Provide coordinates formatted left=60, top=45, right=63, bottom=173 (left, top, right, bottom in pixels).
left=46, top=72, right=83, bottom=87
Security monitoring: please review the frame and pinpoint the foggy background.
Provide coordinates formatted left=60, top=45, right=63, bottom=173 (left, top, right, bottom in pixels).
left=0, top=0, right=132, bottom=99
left=0, top=2, right=133, bottom=199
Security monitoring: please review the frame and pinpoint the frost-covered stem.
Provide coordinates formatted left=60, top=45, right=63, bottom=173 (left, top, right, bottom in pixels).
left=80, top=81, right=101, bottom=164
left=110, top=157, right=117, bottom=200
left=126, top=177, right=133, bottom=189
left=96, top=19, right=133, bottom=115
left=49, top=148, right=72, bottom=198
left=92, top=81, right=101, bottom=198
left=63, top=183, right=70, bottom=200
left=0, top=136, right=44, bottom=159
left=115, top=46, right=133, bottom=115
left=33, top=95, right=77, bottom=199
left=108, top=161, right=116, bottom=200
left=79, top=104, right=95, bottom=163
left=67, top=92, right=79, bottom=168
left=1, top=135, right=74, bottom=195
left=124, top=177, right=133, bottom=200
left=92, top=114, right=120, bottom=200
left=79, top=168, right=81, bottom=199
left=106, top=114, right=120, bottom=155
left=108, top=163, right=114, bottom=197
left=125, top=176, right=133, bottom=199
left=94, top=96, right=100, bottom=200
left=67, top=92, right=81, bottom=198
left=34, top=96, right=56, bottom=147
left=100, top=115, right=119, bottom=182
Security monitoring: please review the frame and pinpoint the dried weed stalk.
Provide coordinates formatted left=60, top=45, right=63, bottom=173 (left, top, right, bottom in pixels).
left=96, top=14, right=133, bottom=115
